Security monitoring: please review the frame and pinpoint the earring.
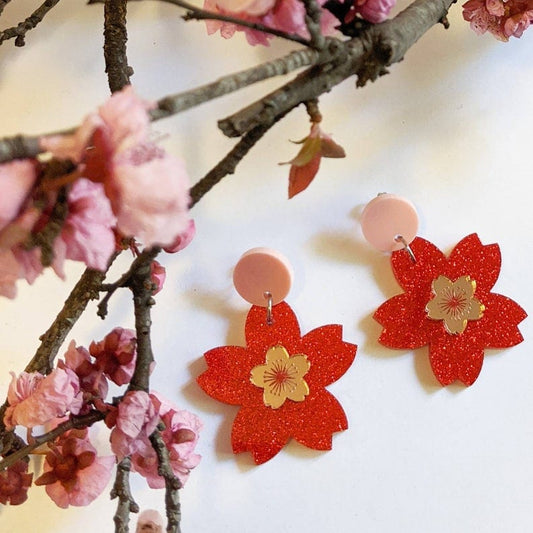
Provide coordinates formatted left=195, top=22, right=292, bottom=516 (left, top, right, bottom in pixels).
left=361, top=193, right=527, bottom=386
left=197, top=248, right=357, bottom=464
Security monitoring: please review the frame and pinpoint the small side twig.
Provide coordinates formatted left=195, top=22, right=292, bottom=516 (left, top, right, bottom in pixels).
left=301, top=0, right=326, bottom=49
left=111, top=457, right=140, bottom=533
left=0, top=0, right=13, bottom=16
left=0, top=0, right=61, bottom=47
left=0, top=410, right=105, bottom=471
left=149, top=427, right=182, bottom=533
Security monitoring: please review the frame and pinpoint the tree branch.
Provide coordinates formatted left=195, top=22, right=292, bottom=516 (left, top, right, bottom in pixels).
left=218, top=0, right=455, bottom=137
left=149, top=428, right=182, bottom=533
left=111, top=457, right=140, bottom=533
left=0, top=0, right=61, bottom=47
left=0, top=410, right=105, bottom=471
left=301, top=0, right=326, bottom=49
left=0, top=0, right=13, bottom=17
left=104, top=0, right=133, bottom=92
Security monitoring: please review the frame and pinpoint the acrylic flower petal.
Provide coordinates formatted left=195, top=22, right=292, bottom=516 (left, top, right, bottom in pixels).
left=244, top=302, right=302, bottom=356
left=292, top=390, right=348, bottom=450
left=480, top=293, right=527, bottom=348
left=300, top=325, right=357, bottom=387
left=446, top=234, right=501, bottom=293
left=391, top=237, right=447, bottom=292
left=198, top=346, right=261, bottom=406
left=231, top=406, right=291, bottom=464
left=429, top=340, right=485, bottom=386
left=374, top=293, right=431, bottom=349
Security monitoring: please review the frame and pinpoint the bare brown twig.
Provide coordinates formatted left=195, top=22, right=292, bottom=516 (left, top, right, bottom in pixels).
left=111, top=457, right=140, bottom=533
left=0, top=0, right=62, bottom=47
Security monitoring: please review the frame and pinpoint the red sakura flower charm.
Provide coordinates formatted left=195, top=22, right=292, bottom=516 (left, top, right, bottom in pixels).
left=197, top=301, right=356, bottom=464
left=374, top=234, right=527, bottom=386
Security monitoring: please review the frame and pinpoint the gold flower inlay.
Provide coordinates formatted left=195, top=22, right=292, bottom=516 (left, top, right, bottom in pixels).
left=250, top=345, right=310, bottom=409
left=426, top=275, right=485, bottom=335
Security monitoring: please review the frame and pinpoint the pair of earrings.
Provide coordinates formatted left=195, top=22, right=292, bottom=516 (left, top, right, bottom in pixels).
left=197, top=194, right=527, bottom=464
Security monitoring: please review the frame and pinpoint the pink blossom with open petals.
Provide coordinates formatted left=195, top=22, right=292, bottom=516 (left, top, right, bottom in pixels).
left=463, top=0, right=533, bottom=39
left=110, top=390, right=159, bottom=461
left=61, top=340, right=109, bottom=405
left=89, top=328, right=137, bottom=386
left=52, top=179, right=116, bottom=278
left=0, top=160, right=38, bottom=232
left=0, top=460, right=33, bottom=506
left=352, top=0, right=396, bottom=22
left=35, top=429, right=115, bottom=508
left=4, top=368, right=82, bottom=430
left=131, top=392, right=202, bottom=488
left=205, top=0, right=337, bottom=45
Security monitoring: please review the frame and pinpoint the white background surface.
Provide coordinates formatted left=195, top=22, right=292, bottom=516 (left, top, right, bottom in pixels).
left=0, top=1, right=532, bottom=532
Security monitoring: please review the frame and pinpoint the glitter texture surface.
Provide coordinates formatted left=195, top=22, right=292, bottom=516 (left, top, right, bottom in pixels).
left=197, top=301, right=357, bottom=464
left=374, top=233, right=527, bottom=386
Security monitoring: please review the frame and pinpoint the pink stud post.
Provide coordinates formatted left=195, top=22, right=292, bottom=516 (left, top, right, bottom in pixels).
left=233, top=248, right=293, bottom=307
left=360, top=194, right=419, bottom=252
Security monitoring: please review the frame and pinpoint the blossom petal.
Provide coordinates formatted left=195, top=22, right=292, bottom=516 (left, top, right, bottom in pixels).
left=288, top=153, right=321, bottom=199
left=391, top=237, right=447, bottom=292
left=244, top=302, right=302, bottom=357
left=291, top=390, right=348, bottom=450
left=300, top=325, right=356, bottom=387
left=447, top=234, right=501, bottom=293
left=428, top=335, right=485, bottom=386
left=231, top=406, right=291, bottom=464
left=374, top=293, right=431, bottom=349
left=480, top=293, right=527, bottom=348
left=198, top=346, right=260, bottom=405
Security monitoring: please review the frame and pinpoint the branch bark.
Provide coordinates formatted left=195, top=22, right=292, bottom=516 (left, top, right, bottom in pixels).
left=104, top=0, right=133, bottom=92
left=111, top=457, right=140, bottom=533
left=218, top=0, right=455, bottom=137
left=0, top=0, right=61, bottom=47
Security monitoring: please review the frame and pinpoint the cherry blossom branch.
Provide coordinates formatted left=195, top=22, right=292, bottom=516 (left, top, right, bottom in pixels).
left=218, top=0, right=455, bottom=137
left=89, top=0, right=312, bottom=45
left=111, top=457, right=140, bottom=533
left=150, top=48, right=321, bottom=120
left=104, top=0, right=133, bottom=92
left=149, top=427, right=182, bottom=533
left=0, top=0, right=61, bottom=47
left=0, top=410, right=105, bottom=471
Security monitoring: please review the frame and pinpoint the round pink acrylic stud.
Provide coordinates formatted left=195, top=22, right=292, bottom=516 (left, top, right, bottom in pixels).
left=233, top=248, right=293, bottom=307
left=360, top=194, right=419, bottom=252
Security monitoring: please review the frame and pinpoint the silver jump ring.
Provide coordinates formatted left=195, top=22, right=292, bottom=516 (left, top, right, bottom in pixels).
left=394, top=235, right=416, bottom=263
left=264, top=291, right=274, bottom=326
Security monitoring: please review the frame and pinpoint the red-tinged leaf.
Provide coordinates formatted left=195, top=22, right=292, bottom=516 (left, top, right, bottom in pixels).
left=320, top=136, right=346, bottom=158
left=282, top=135, right=322, bottom=167
left=288, top=153, right=321, bottom=199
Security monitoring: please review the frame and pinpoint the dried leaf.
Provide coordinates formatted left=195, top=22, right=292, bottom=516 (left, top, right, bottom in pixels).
left=320, top=136, right=346, bottom=158
left=281, top=136, right=322, bottom=167
left=288, top=153, right=321, bottom=199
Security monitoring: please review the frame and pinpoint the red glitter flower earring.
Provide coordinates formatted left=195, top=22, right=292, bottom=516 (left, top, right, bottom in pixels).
left=197, top=248, right=357, bottom=464
left=361, top=194, right=527, bottom=386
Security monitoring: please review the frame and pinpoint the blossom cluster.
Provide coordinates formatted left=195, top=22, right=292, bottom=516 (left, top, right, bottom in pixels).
left=204, top=0, right=397, bottom=45
left=0, top=328, right=201, bottom=508
left=463, top=0, right=533, bottom=40
left=0, top=86, right=193, bottom=299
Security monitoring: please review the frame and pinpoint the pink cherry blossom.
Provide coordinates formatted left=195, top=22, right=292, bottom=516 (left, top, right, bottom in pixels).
left=0, top=460, right=33, bottom=505
left=463, top=0, right=533, bottom=39
left=0, top=160, right=38, bottom=232
left=35, top=429, right=115, bottom=508
left=110, top=390, right=159, bottom=461
left=52, top=178, right=116, bottom=278
left=61, top=340, right=109, bottom=404
left=130, top=392, right=202, bottom=488
left=136, top=509, right=164, bottom=533
left=162, top=219, right=196, bottom=253
left=89, top=328, right=137, bottom=386
left=150, top=261, right=166, bottom=295
left=4, top=368, right=82, bottom=430
left=204, top=0, right=337, bottom=46
left=353, top=0, right=396, bottom=23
